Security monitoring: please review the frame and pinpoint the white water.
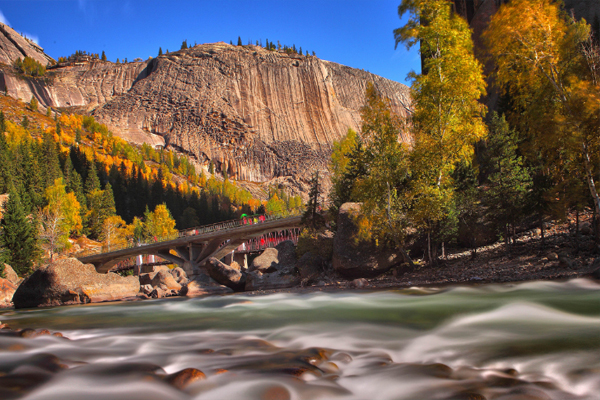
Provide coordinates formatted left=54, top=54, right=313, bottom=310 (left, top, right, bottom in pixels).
left=1, top=279, right=599, bottom=400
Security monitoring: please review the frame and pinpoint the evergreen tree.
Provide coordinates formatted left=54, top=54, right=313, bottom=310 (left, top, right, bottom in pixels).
left=21, top=116, right=29, bottom=129
left=303, top=171, right=323, bottom=228
left=237, top=36, right=243, bottom=46
left=181, top=39, right=188, bottom=50
left=101, top=51, right=107, bottom=61
left=29, top=96, right=38, bottom=112
left=0, top=111, right=5, bottom=134
left=0, top=191, right=39, bottom=276
left=483, top=113, right=532, bottom=246
left=84, top=162, right=101, bottom=195
left=158, top=47, right=163, bottom=56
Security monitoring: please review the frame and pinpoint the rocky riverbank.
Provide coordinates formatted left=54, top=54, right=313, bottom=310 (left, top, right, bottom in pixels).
left=2, top=203, right=600, bottom=309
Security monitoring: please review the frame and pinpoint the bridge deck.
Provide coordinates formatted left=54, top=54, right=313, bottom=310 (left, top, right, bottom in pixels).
left=77, top=215, right=304, bottom=273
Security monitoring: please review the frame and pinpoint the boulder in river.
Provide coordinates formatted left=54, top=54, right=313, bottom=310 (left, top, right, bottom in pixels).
left=245, top=241, right=300, bottom=291
left=0, top=277, right=16, bottom=305
left=180, top=270, right=234, bottom=297
left=12, top=258, right=140, bottom=308
left=205, top=258, right=246, bottom=291
left=151, top=270, right=182, bottom=291
left=3, top=263, right=22, bottom=286
left=332, top=203, right=402, bottom=278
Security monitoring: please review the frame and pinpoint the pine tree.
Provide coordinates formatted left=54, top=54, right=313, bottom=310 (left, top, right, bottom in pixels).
left=483, top=113, right=532, bottom=247
left=158, top=47, right=163, bottom=56
left=181, top=39, right=188, bottom=50
left=0, top=191, right=39, bottom=276
left=237, top=36, right=242, bottom=46
left=84, top=162, right=101, bottom=195
left=303, top=171, right=323, bottom=228
left=21, top=116, right=29, bottom=129
left=29, top=96, right=38, bottom=112
left=101, top=51, right=107, bottom=61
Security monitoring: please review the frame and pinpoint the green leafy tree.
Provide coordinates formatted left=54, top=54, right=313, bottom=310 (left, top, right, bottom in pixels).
left=352, top=84, right=414, bottom=265
left=0, top=192, right=39, bottom=276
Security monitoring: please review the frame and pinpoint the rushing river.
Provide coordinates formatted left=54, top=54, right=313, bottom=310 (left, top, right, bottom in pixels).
left=0, top=279, right=599, bottom=400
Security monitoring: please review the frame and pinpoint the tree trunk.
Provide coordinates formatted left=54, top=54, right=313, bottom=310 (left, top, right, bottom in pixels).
left=427, top=230, right=433, bottom=265
left=385, top=182, right=414, bottom=267
left=575, top=209, right=580, bottom=252
left=540, top=213, right=545, bottom=249
left=582, top=144, right=600, bottom=241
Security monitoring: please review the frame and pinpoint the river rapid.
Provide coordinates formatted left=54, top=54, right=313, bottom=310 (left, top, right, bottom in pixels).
left=0, top=279, right=599, bottom=400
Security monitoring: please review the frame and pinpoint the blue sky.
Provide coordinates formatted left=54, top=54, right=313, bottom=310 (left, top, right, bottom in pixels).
left=0, top=0, right=420, bottom=84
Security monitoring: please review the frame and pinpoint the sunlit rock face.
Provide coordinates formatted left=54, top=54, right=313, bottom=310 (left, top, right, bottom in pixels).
left=91, top=43, right=411, bottom=191
left=0, top=22, right=54, bottom=66
left=0, top=36, right=411, bottom=195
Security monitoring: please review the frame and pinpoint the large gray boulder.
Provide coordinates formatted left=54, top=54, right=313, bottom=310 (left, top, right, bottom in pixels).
left=205, top=258, right=246, bottom=291
left=180, top=270, right=234, bottom=297
left=245, top=241, right=300, bottom=291
left=12, top=258, right=140, bottom=308
left=332, top=203, right=401, bottom=279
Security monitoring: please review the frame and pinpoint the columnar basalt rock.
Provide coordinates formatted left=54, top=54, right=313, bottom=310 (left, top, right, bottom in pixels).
left=90, top=43, right=411, bottom=189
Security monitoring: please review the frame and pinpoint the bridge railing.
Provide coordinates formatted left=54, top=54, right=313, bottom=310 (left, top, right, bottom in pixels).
left=76, top=213, right=299, bottom=258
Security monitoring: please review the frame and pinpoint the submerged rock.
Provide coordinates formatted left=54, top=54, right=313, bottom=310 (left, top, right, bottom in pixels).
left=332, top=203, right=402, bottom=278
left=12, top=258, right=140, bottom=308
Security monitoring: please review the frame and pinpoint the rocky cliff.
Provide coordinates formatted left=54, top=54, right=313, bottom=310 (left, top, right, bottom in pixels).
left=91, top=43, right=411, bottom=186
left=0, top=40, right=411, bottom=194
left=0, top=22, right=54, bottom=66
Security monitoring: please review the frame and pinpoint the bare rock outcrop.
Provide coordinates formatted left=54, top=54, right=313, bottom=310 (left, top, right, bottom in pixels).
left=12, top=258, right=140, bottom=308
left=0, top=22, right=54, bottom=66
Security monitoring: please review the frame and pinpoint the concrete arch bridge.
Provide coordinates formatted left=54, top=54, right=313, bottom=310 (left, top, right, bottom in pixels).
left=77, top=215, right=303, bottom=276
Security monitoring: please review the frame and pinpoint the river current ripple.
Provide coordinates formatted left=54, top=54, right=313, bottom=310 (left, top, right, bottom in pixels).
left=0, top=278, right=599, bottom=400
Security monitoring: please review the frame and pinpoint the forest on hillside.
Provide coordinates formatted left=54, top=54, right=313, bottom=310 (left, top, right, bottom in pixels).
left=0, top=96, right=303, bottom=278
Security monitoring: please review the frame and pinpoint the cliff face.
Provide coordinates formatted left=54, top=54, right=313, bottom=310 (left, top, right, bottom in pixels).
left=91, top=43, right=411, bottom=186
left=0, top=22, right=54, bottom=66
left=0, top=33, right=411, bottom=195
